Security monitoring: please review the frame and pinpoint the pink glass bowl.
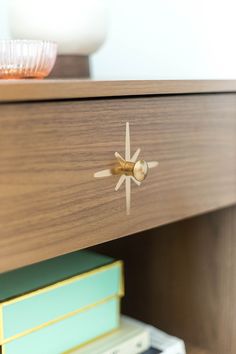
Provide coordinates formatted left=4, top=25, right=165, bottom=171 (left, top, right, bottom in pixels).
left=0, top=40, right=58, bottom=79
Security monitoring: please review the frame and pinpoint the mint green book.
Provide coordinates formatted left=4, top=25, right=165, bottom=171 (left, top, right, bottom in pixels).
left=2, top=296, right=120, bottom=354
left=0, top=250, right=123, bottom=351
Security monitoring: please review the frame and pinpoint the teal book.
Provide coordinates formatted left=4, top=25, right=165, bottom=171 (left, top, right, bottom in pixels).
left=0, top=250, right=123, bottom=353
left=2, top=296, right=120, bottom=354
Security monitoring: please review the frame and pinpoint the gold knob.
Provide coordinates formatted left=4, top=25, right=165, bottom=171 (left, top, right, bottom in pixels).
left=113, top=158, right=149, bottom=182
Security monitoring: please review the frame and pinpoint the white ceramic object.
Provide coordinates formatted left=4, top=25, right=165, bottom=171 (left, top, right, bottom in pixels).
left=8, top=0, right=108, bottom=55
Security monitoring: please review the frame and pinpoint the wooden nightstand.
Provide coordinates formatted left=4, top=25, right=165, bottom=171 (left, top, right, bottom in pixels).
left=1, top=80, right=236, bottom=354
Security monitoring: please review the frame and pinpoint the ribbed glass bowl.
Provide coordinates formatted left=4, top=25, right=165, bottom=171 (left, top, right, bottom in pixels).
left=0, top=40, right=57, bottom=79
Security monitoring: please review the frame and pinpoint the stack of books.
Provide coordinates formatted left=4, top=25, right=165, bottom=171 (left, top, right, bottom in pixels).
left=0, top=250, right=123, bottom=354
left=0, top=249, right=185, bottom=354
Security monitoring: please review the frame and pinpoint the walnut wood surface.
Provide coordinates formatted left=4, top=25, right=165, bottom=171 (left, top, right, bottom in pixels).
left=187, top=345, right=212, bottom=354
left=1, top=93, right=236, bottom=271
left=96, top=206, right=236, bottom=354
left=1, top=80, right=236, bottom=102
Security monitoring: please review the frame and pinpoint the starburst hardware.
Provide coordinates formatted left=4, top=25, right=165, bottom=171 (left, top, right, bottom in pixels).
left=94, top=122, right=159, bottom=215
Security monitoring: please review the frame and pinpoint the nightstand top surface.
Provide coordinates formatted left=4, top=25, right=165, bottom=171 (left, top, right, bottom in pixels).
left=0, top=79, right=236, bottom=102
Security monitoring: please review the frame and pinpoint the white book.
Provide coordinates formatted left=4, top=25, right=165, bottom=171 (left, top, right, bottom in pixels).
left=71, top=316, right=150, bottom=354
left=70, top=316, right=186, bottom=354
left=124, top=316, right=186, bottom=354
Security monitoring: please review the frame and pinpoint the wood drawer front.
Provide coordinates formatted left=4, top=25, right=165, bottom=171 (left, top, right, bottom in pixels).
left=1, top=94, right=236, bottom=272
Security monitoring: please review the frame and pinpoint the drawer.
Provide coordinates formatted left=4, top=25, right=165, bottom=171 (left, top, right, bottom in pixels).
left=1, top=93, right=236, bottom=271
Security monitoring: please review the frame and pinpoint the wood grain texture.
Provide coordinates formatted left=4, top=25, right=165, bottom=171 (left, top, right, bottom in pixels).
left=1, top=80, right=236, bottom=103
left=186, top=345, right=212, bottom=354
left=96, top=206, right=236, bottom=354
left=1, top=93, right=236, bottom=271
left=49, top=55, right=90, bottom=79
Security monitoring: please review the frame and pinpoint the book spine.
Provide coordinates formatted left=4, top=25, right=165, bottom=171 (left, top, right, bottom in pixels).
left=104, top=329, right=150, bottom=354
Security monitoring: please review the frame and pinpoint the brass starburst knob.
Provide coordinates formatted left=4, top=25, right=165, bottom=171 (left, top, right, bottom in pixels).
left=112, top=156, right=149, bottom=182
left=94, top=122, right=159, bottom=215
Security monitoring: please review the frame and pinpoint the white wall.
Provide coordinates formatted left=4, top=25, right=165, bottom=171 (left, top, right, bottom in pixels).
left=0, top=0, right=9, bottom=39
left=91, top=0, right=236, bottom=79
left=1, top=0, right=236, bottom=79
